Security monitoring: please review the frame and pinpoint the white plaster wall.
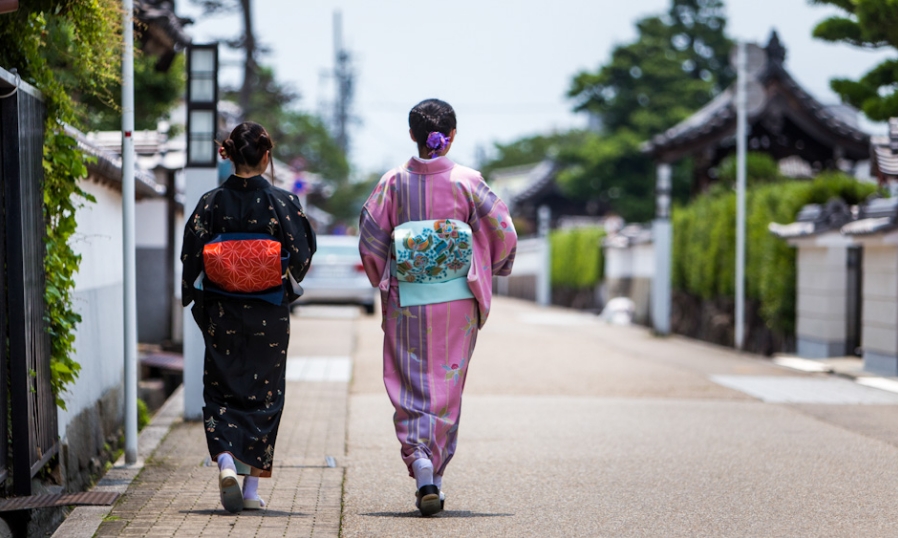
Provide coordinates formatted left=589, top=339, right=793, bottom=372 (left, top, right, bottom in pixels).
left=58, top=180, right=125, bottom=437
left=604, top=248, right=633, bottom=279
left=72, top=181, right=124, bottom=293
left=862, top=245, right=898, bottom=356
left=632, top=243, right=655, bottom=278
left=796, top=246, right=848, bottom=342
left=135, top=199, right=167, bottom=248
left=510, top=237, right=546, bottom=275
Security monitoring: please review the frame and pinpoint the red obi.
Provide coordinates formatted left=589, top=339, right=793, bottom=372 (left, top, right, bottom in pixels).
left=203, top=233, right=286, bottom=293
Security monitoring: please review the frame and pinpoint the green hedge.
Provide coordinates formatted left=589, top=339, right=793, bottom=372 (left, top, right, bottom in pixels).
left=672, top=172, right=877, bottom=334
left=550, top=227, right=606, bottom=288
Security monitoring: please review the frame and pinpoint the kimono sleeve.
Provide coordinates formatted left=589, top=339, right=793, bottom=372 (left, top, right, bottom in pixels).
left=358, top=174, right=395, bottom=288
left=273, top=191, right=316, bottom=287
left=468, top=176, right=517, bottom=276
left=180, top=193, right=214, bottom=308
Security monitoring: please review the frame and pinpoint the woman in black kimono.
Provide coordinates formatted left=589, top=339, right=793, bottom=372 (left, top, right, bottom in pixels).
left=181, top=121, right=315, bottom=513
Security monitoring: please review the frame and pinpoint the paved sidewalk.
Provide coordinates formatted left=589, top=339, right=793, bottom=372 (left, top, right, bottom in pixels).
left=65, top=308, right=354, bottom=538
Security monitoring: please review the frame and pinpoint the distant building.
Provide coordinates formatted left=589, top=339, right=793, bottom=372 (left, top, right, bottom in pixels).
left=643, top=31, right=870, bottom=192
left=488, top=160, right=594, bottom=234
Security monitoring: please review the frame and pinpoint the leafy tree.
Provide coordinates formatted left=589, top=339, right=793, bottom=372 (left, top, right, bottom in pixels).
left=811, top=0, right=898, bottom=120
left=556, top=0, right=733, bottom=221
left=81, top=51, right=186, bottom=131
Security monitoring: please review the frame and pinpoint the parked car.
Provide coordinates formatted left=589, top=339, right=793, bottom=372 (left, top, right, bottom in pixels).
left=292, top=235, right=376, bottom=314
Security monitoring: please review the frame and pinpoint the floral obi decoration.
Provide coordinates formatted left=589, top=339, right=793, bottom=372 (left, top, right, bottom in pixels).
left=202, top=233, right=289, bottom=304
left=392, top=219, right=474, bottom=307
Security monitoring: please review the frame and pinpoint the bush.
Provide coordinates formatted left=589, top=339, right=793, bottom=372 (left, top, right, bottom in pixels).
left=672, top=173, right=877, bottom=336
left=137, top=399, right=150, bottom=432
left=550, top=226, right=605, bottom=289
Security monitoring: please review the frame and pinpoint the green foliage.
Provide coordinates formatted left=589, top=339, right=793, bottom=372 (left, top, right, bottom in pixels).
left=556, top=0, right=733, bottom=220
left=550, top=227, right=606, bottom=289
left=0, top=1, right=122, bottom=408
left=811, top=0, right=898, bottom=120
left=81, top=51, right=186, bottom=131
left=716, top=152, right=783, bottom=186
left=137, top=399, right=150, bottom=431
left=555, top=129, right=655, bottom=222
left=672, top=174, right=876, bottom=335
left=568, top=0, right=732, bottom=135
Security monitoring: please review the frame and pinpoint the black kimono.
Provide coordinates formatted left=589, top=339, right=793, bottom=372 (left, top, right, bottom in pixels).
left=181, top=174, right=316, bottom=477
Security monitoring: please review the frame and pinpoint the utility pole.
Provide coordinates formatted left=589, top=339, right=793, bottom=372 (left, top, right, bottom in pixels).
left=652, top=163, right=672, bottom=335
left=333, top=10, right=353, bottom=155
left=121, top=0, right=138, bottom=465
left=537, top=205, right=551, bottom=307
left=735, top=41, right=747, bottom=351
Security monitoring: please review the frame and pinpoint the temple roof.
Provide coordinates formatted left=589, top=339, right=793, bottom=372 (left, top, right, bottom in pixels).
left=643, top=31, right=869, bottom=165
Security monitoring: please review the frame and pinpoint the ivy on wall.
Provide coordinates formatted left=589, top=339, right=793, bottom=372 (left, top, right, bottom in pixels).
left=672, top=171, right=877, bottom=336
left=0, top=3, right=123, bottom=408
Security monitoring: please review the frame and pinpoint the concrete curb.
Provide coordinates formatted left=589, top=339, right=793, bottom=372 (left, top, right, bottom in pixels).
left=773, top=354, right=898, bottom=395
left=51, top=385, right=185, bottom=538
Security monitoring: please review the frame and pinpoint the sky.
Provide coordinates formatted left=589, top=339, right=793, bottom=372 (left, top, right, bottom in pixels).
left=178, top=0, right=894, bottom=177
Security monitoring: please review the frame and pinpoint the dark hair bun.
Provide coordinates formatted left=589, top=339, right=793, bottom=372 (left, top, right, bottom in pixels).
left=221, top=122, right=274, bottom=169
left=409, top=99, right=456, bottom=150
left=221, top=138, right=237, bottom=159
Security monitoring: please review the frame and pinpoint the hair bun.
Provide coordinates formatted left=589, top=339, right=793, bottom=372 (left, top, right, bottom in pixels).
left=257, top=134, right=273, bottom=151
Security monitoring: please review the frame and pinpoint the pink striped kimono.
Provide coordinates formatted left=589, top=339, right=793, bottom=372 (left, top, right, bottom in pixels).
left=359, top=156, right=517, bottom=477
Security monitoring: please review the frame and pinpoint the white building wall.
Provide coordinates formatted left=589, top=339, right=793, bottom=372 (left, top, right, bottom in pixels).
left=861, top=243, right=898, bottom=374
left=58, top=179, right=125, bottom=437
left=135, top=199, right=167, bottom=248
left=631, top=243, right=655, bottom=279
left=604, top=248, right=633, bottom=280
left=795, top=245, right=848, bottom=357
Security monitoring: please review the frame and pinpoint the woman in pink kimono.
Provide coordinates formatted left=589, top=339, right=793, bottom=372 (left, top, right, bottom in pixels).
left=358, top=99, right=517, bottom=516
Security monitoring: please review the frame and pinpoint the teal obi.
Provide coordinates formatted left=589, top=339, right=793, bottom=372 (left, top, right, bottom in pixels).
left=392, top=219, right=474, bottom=307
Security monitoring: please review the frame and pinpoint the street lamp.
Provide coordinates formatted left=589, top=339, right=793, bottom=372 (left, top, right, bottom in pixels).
left=186, top=44, right=218, bottom=167
left=183, top=43, right=219, bottom=421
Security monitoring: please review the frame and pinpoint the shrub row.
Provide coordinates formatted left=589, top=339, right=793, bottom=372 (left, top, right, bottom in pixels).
left=671, top=172, right=876, bottom=335
left=550, top=226, right=606, bottom=289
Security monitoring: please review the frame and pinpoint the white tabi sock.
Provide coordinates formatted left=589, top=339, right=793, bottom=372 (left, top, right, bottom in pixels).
left=412, top=459, right=434, bottom=490
left=218, top=453, right=236, bottom=473
left=434, top=474, right=442, bottom=490
left=243, top=475, right=259, bottom=500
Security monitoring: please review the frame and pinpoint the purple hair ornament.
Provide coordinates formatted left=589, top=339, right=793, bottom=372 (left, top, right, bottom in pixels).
left=426, top=131, right=450, bottom=157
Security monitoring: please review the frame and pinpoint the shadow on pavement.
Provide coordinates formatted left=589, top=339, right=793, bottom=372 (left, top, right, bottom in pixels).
left=361, top=511, right=514, bottom=518
left=178, top=509, right=310, bottom=518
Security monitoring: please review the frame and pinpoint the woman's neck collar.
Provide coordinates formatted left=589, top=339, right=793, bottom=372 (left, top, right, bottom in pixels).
left=234, top=171, right=265, bottom=178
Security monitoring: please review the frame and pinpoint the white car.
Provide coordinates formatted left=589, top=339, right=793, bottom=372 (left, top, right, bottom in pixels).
left=292, top=235, right=376, bottom=314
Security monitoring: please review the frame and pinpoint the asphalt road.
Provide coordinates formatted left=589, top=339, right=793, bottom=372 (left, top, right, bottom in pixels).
left=336, top=297, right=898, bottom=537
